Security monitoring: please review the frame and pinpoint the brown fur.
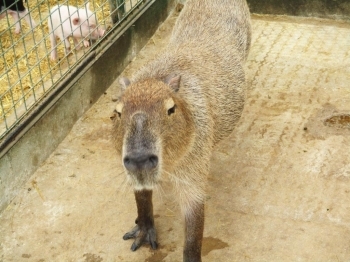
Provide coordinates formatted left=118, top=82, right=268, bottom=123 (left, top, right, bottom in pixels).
left=113, top=0, right=251, bottom=261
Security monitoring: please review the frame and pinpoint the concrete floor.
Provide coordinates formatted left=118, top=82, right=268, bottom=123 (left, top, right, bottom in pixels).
left=1, top=10, right=350, bottom=262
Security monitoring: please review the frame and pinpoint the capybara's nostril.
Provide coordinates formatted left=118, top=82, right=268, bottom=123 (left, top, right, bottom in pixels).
left=123, top=156, right=131, bottom=166
left=123, top=153, right=158, bottom=172
left=148, top=155, right=158, bottom=169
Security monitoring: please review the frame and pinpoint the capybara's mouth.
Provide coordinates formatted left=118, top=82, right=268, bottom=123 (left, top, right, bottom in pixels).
left=128, top=171, right=159, bottom=190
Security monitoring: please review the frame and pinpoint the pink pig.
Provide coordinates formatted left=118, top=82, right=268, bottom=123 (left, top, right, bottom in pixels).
left=48, top=3, right=105, bottom=61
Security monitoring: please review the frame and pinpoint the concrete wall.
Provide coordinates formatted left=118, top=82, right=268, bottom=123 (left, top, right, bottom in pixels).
left=0, top=0, right=176, bottom=213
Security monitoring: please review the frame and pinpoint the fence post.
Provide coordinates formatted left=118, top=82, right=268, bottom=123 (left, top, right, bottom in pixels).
left=109, top=0, right=126, bottom=24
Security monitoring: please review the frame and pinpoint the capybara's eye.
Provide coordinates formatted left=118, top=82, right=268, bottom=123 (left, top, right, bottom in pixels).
left=168, top=105, right=176, bottom=116
left=165, top=98, right=176, bottom=116
left=114, top=109, right=121, bottom=118
left=115, top=102, right=124, bottom=117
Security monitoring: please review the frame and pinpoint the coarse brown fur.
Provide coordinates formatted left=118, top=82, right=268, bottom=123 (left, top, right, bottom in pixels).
left=112, top=0, right=251, bottom=261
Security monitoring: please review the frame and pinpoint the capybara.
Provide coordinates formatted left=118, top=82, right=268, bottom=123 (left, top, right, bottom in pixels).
left=113, top=0, right=251, bottom=261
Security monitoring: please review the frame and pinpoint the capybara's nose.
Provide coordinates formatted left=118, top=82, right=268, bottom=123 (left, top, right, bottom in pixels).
left=123, top=153, right=158, bottom=172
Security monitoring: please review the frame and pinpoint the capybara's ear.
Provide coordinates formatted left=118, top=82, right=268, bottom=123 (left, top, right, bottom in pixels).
left=164, top=74, right=181, bottom=92
left=119, top=77, right=131, bottom=92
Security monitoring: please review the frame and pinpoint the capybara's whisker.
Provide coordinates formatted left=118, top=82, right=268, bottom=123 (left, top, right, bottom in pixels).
left=117, top=174, right=131, bottom=196
left=153, top=183, right=164, bottom=203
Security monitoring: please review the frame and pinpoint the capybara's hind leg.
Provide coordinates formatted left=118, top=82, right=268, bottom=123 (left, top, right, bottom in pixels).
left=123, top=190, right=158, bottom=251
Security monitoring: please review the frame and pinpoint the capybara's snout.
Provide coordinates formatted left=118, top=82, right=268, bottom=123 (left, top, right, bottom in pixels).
left=123, top=152, right=159, bottom=172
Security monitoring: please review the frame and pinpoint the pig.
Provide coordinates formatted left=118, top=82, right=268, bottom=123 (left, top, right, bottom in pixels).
left=48, top=3, right=105, bottom=61
left=0, top=0, right=36, bottom=34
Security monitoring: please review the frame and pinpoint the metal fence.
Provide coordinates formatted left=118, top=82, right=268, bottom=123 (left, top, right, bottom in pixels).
left=0, top=0, right=144, bottom=140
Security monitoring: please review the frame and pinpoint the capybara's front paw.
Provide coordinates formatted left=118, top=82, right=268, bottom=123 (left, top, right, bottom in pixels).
left=123, top=224, right=158, bottom=251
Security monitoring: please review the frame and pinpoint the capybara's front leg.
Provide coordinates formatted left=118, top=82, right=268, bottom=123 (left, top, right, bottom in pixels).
left=183, top=202, right=204, bottom=262
left=123, top=190, right=158, bottom=251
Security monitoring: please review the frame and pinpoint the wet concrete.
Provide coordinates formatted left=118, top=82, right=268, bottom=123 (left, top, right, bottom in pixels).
left=1, top=10, right=350, bottom=262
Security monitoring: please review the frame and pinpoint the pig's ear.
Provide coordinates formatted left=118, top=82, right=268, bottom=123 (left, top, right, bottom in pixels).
left=119, top=77, right=130, bottom=92
left=163, top=74, right=181, bottom=92
left=72, top=17, right=80, bottom=25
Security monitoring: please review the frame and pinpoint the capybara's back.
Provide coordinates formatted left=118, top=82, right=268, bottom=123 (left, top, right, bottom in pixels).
left=170, top=0, right=251, bottom=62
left=132, top=0, right=251, bottom=144
left=113, top=1, right=251, bottom=261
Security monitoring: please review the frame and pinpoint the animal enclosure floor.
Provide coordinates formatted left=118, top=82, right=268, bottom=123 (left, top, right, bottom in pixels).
left=1, top=10, right=350, bottom=262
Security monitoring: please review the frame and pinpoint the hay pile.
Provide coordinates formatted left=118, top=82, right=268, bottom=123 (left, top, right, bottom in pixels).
left=0, top=0, right=113, bottom=127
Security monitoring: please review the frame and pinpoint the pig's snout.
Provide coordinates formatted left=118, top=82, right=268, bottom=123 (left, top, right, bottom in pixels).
left=123, top=153, right=158, bottom=172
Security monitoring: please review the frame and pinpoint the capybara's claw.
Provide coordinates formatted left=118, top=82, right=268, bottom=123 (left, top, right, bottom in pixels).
left=122, top=225, right=138, bottom=240
left=123, top=224, right=158, bottom=251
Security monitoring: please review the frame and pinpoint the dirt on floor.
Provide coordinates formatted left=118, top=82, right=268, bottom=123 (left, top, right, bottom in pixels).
left=1, top=8, right=350, bottom=262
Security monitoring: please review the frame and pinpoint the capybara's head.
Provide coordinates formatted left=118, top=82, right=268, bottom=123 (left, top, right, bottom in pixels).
left=113, top=75, right=195, bottom=190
